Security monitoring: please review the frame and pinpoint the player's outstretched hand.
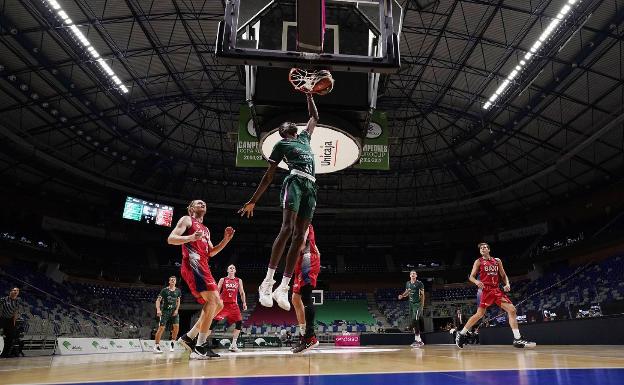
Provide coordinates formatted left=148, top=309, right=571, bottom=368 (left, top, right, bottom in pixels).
left=224, top=226, right=235, bottom=240
left=238, top=202, right=255, bottom=218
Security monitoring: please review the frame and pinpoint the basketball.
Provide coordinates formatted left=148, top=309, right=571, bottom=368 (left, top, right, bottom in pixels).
left=312, top=75, right=334, bottom=95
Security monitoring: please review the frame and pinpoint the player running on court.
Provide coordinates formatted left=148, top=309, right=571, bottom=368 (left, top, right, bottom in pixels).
left=455, top=243, right=536, bottom=349
left=239, top=94, right=319, bottom=311
left=291, top=224, right=320, bottom=353
left=167, top=199, right=235, bottom=359
left=154, top=276, right=181, bottom=353
left=398, top=270, right=425, bottom=348
left=207, top=264, right=247, bottom=352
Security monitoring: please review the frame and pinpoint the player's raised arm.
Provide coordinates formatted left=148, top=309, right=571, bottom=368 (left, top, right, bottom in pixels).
left=469, top=259, right=484, bottom=289
left=305, top=94, right=318, bottom=135
left=167, top=216, right=196, bottom=245
left=208, top=227, right=235, bottom=257
left=239, top=161, right=279, bottom=218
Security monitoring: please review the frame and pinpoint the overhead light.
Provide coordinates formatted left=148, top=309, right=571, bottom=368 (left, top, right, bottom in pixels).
left=44, top=0, right=129, bottom=95
left=482, top=0, right=580, bottom=110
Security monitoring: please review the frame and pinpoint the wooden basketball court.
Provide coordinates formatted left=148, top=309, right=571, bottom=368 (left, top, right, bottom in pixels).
left=2, top=345, right=623, bottom=385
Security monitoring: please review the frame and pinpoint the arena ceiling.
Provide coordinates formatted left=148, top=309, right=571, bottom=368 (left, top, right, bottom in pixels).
left=0, top=0, right=623, bottom=224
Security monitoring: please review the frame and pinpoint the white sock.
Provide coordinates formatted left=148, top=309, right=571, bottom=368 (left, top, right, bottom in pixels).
left=265, top=268, right=276, bottom=282
left=279, top=276, right=291, bottom=288
left=460, top=328, right=469, bottom=335
left=415, top=334, right=421, bottom=342
left=186, top=324, right=200, bottom=339
left=231, top=336, right=238, bottom=345
left=512, top=329, right=521, bottom=339
left=197, top=332, right=208, bottom=345
left=300, top=324, right=306, bottom=336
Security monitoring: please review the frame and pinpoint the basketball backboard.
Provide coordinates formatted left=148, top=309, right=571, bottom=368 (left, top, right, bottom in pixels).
left=216, top=0, right=402, bottom=73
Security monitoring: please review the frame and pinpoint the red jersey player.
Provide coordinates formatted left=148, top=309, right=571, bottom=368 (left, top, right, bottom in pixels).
left=208, top=264, right=247, bottom=352
left=167, top=199, right=235, bottom=359
left=291, top=224, right=320, bottom=353
left=455, top=242, right=535, bottom=349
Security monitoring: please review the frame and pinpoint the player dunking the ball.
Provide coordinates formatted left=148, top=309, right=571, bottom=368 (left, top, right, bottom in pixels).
left=167, top=199, right=235, bottom=358
left=455, top=243, right=536, bottom=349
left=398, top=270, right=425, bottom=348
left=291, top=224, right=320, bottom=353
left=239, top=94, right=319, bottom=311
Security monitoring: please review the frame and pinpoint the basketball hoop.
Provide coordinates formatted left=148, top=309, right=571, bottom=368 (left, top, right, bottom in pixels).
left=288, top=68, right=334, bottom=95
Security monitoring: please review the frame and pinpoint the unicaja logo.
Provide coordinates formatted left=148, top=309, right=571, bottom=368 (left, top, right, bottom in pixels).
left=320, top=141, right=337, bottom=167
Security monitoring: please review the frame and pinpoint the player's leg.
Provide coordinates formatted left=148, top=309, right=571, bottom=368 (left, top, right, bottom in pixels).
left=194, top=290, right=223, bottom=358
left=154, top=311, right=169, bottom=353
left=292, top=293, right=306, bottom=336
left=179, top=308, right=204, bottom=351
left=456, top=307, right=486, bottom=349
left=259, top=208, right=298, bottom=307
left=410, top=306, right=423, bottom=347
left=272, top=215, right=310, bottom=310
left=170, top=316, right=180, bottom=351
left=292, top=285, right=319, bottom=353
left=230, top=320, right=243, bottom=352
left=500, top=301, right=536, bottom=348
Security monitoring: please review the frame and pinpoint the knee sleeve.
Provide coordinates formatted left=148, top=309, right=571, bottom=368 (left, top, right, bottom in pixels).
left=301, top=285, right=314, bottom=306
left=300, top=285, right=315, bottom=336
left=235, top=321, right=242, bottom=330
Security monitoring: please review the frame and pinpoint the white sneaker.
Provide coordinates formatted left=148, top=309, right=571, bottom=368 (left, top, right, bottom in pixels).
left=153, top=344, right=163, bottom=354
left=272, top=285, right=290, bottom=311
left=169, top=341, right=175, bottom=352
left=259, top=280, right=275, bottom=307
left=229, top=344, right=240, bottom=352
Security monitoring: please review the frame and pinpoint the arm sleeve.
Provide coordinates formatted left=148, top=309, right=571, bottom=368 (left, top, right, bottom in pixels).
left=269, top=142, right=284, bottom=163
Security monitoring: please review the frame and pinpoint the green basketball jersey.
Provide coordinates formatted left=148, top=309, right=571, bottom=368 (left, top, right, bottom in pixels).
left=406, top=280, right=424, bottom=305
left=158, top=287, right=181, bottom=311
left=269, top=130, right=315, bottom=176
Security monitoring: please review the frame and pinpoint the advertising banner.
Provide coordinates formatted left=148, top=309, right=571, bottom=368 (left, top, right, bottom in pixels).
left=354, top=110, right=389, bottom=170
left=236, top=105, right=389, bottom=171
left=335, top=335, right=361, bottom=346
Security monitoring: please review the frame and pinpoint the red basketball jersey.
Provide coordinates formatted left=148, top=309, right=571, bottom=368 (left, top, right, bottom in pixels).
left=181, top=217, right=212, bottom=264
left=479, top=257, right=500, bottom=288
left=220, top=277, right=240, bottom=303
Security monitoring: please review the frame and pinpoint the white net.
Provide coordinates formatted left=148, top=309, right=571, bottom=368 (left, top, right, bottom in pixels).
left=288, top=68, right=334, bottom=94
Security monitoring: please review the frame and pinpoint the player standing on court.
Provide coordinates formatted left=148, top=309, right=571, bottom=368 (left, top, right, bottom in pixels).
left=239, top=94, right=319, bottom=312
left=153, top=276, right=181, bottom=353
left=398, top=270, right=425, bottom=348
left=291, top=224, right=320, bottom=353
left=455, top=243, right=536, bottom=349
left=207, top=264, right=247, bottom=352
left=167, top=199, right=235, bottom=358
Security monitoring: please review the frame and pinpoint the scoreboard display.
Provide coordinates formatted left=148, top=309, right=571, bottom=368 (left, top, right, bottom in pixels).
left=122, top=196, right=173, bottom=227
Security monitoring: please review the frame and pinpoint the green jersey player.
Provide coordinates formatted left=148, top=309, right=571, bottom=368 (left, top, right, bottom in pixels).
left=239, top=94, right=319, bottom=313
left=398, top=270, right=425, bottom=348
left=154, top=276, right=181, bottom=353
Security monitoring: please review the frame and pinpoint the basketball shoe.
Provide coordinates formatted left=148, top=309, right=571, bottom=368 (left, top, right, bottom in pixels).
left=259, top=279, right=275, bottom=307
left=272, top=285, right=290, bottom=311
left=455, top=331, right=467, bottom=349
left=177, top=334, right=196, bottom=352
left=292, top=335, right=319, bottom=354
left=194, top=342, right=220, bottom=358
left=513, top=337, right=536, bottom=348
left=169, top=341, right=175, bottom=352
left=153, top=344, right=163, bottom=354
